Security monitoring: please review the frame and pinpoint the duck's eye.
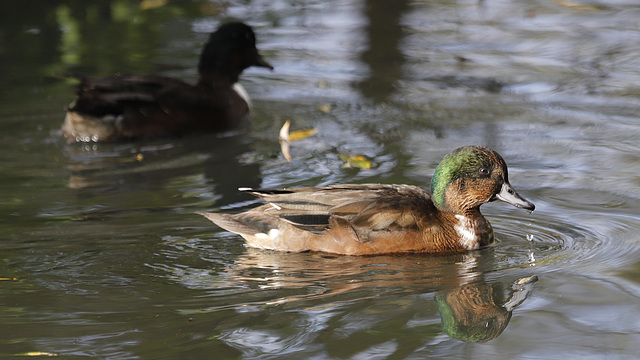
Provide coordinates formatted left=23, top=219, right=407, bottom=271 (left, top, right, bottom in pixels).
left=479, top=168, right=489, bottom=176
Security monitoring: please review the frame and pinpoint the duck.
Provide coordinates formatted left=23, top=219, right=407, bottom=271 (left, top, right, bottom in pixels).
left=199, top=146, right=535, bottom=255
left=62, top=22, right=273, bottom=142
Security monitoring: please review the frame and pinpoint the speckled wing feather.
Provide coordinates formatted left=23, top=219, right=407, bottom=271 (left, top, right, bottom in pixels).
left=242, top=184, right=436, bottom=241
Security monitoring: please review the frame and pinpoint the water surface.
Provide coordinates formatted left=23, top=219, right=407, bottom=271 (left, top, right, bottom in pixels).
left=2, top=1, right=640, bottom=359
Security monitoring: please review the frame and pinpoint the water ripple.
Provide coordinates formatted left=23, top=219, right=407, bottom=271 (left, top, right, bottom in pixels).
left=490, top=205, right=640, bottom=273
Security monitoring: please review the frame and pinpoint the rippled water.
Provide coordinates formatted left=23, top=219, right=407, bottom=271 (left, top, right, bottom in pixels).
left=2, top=0, right=640, bottom=359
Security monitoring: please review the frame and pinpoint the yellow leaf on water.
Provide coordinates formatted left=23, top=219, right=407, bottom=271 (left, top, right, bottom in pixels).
left=516, top=275, right=538, bottom=285
left=140, top=0, right=167, bottom=10
left=16, top=352, right=58, bottom=357
left=200, top=3, right=225, bottom=16
left=120, top=153, right=144, bottom=163
left=555, top=1, right=603, bottom=11
left=339, top=154, right=371, bottom=170
left=316, top=104, right=331, bottom=113
left=278, top=121, right=318, bottom=162
left=289, top=128, right=318, bottom=141
left=279, top=120, right=317, bottom=142
left=0, top=277, right=18, bottom=281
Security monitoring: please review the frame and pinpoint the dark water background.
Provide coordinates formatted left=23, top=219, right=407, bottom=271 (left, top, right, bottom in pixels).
left=2, top=0, right=640, bottom=359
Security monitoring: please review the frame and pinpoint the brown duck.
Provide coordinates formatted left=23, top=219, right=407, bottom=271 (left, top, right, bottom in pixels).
left=199, top=146, right=535, bottom=255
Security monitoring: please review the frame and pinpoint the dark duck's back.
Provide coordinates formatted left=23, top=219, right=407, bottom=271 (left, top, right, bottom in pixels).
left=62, top=22, right=273, bottom=142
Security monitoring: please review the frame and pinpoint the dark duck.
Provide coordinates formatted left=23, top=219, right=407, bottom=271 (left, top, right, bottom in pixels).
left=62, top=22, right=273, bottom=142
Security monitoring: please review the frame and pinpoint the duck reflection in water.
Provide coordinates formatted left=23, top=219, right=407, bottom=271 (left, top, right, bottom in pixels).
left=204, top=248, right=536, bottom=343
left=436, top=273, right=537, bottom=343
left=63, top=133, right=262, bottom=220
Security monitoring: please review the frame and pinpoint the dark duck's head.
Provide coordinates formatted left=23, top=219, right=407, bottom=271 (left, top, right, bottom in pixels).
left=198, top=22, right=273, bottom=85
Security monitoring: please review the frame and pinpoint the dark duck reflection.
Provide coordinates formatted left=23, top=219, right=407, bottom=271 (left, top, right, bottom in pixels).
left=62, top=22, right=272, bottom=142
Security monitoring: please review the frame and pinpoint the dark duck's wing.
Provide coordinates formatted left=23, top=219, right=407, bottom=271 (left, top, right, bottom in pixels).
left=199, top=184, right=454, bottom=255
left=64, top=74, right=246, bottom=141
left=62, top=22, right=272, bottom=142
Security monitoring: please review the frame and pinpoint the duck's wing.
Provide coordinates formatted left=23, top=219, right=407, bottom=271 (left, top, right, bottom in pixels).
left=199, top=184, right=440, bottom=253
left=67, top=75, right=187, bottom=116
left=241, top=184, right=436, bottom=236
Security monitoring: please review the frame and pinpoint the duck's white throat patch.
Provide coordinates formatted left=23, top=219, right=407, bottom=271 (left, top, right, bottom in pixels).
left=233, top=83, right=252, bottom=108
left=454, top=215, right=480, bottom=250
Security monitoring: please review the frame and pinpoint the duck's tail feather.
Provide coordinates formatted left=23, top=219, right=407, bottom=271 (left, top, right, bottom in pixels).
left=198, top=212, right=264, bottom=236
left=198, top=211, right=316, bottom=252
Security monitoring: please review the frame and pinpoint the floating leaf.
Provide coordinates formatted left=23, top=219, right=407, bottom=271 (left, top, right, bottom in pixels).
left=140, top=0, right=167, bottom=10
left=289, top=128, right=318, bottom=141
left=279, top=121, right=292, bottom=162
left=515, top=275, right=538, bottom=285
left=120, top=153, right=144, bottom=163
left=339, top=154, right=371, bottom=170
left=279, top=120, right=291, bottom=142
left=278, top=121, right=318, bottom=162
left=555, top=1, right=603, bottom=11
left=316, top=104, right=331, bottom=113
left=200, top=3, right=225, bottom=16
left=16, top=352, right=58, bottom=357
left=0, top=277, right=18, bottom=281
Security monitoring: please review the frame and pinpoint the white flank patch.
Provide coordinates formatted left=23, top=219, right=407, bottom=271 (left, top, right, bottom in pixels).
left=454, top=215, right=479, bottom=250
left=254, top=229, right=279, bottom=240
left=233, top=83, right=252, bottom=108
left=252, top=229, right=279, bottom=250
left=238, top=187, right=253, bottom=191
